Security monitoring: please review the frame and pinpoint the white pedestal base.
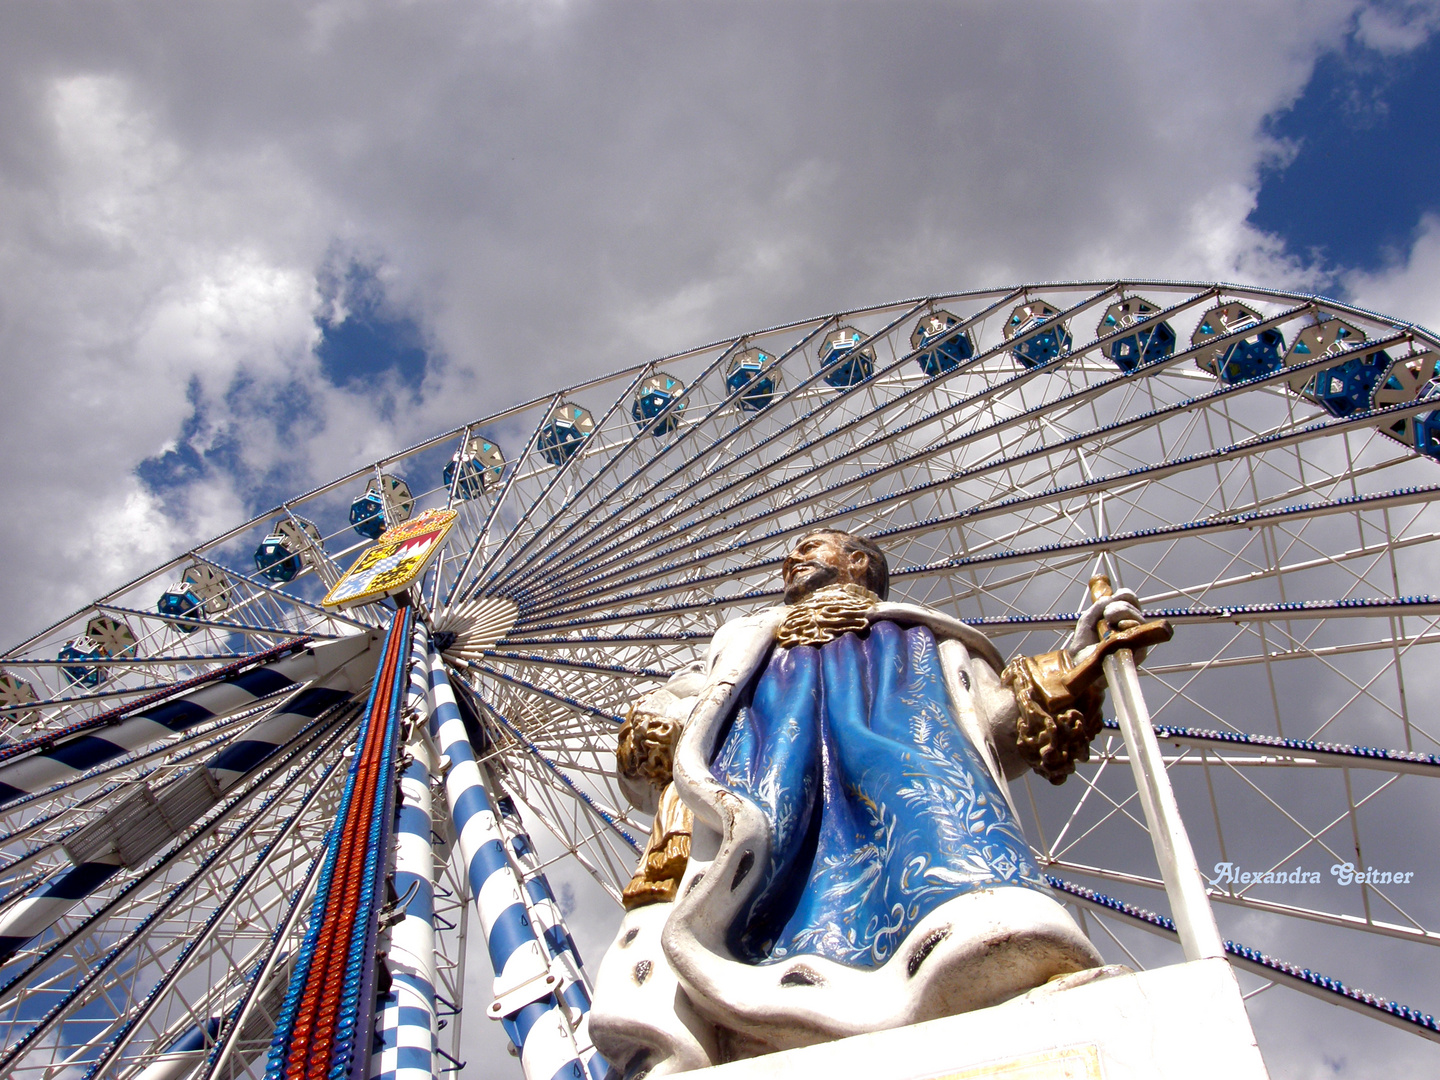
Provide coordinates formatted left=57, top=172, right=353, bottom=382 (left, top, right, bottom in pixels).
left=692, top=958, right=1268, bottom=1079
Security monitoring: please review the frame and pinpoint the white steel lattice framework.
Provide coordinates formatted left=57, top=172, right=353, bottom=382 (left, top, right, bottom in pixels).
left=0, top=280, right=1438, bottom=1078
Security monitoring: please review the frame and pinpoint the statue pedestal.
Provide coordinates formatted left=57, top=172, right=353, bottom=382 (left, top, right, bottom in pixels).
left=697, top=958, right=1268, bottom=1079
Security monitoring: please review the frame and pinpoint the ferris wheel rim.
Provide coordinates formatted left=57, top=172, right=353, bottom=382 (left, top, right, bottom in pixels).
left=11, top=276, right=1439, bottom=659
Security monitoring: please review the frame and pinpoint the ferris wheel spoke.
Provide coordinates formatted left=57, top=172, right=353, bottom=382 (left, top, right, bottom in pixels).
left=0, top=715, right=270, bottom=890
left=478, top=717, right=640, bottom=852
left=72, top=850, right=316, bottom=1080
left=1059, top=881, right=1440, bottom=1042
left=451, top=362, right=678, bottom=607
left=0, top=706, right=352, bottom=1010
left=0, top=651, right=313, bottom=737
left=198, top=855, right=325, bottom=1080
left=0, top=706, right=277, bottom=851
left=915, top=408, right=1388, bottom=601
left=484, top=637, right=706, bottom=680
left=1139, top=617, right=1440, bottom=680
left=492, top=304, right=932, bottom=595
left=1050, top=858, right=1440, bottom=946
left=98, top=602, right=337, bottom=643
left=513, top=293, right=1330, bottom=605
left=0, top=649, right=312, bottom=671
left=1199, top=754, right=1401, bottom=883
left=1039, top=741, right=1440, bottom=969
left=488, top=749, right=636, bottom=902
left=970, top=598, right=1440, bottom=640
left=1043, top=756, right=1152, bottom=854
left=459, top=672, right=635, bottom=792
left=72, top=749, right=347, bottom=1080
left=872, top=407, right=1430, bottom=547
left=440, top=391, right=565, bottom=606
left=1122, top=518, right=1438, bottom=609
left=182, top=553, right=373, bottom=629
left=513, top=373, right=1421, bottom=621
left=487, top=340, right=802, bottom=594
left=470, top=695, right=617, bottom=752
left=593, top=351, right=1393, bottom=622
left=509, top=282, right=1155, bottom=594
left=502, top=631, right=711, bottom=650
left=479, top=649, right=669, bottom=680
left=509, top=365, right=1046, bottom=605
left=464, top=661, right=625, bottom=725
left=0, top=634, right=377, bottom=817
left=463, top=369, right=655, bottom=593
left=480, top=339, right=765, bottom=593
left=494, top=310, right=1003, bottom=600
left=511, top=476, right=1439, bottom=629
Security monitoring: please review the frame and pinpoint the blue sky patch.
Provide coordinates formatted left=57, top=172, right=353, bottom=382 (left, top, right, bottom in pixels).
left=1251, top=33, right=1440, bottom=274
left=136, top=377, right=242, bottom=496
left=137, top=259, right=433, bottom=523
left=137, top=372, right=320, bottom=525
left=316, top=260, right=429, bottom=393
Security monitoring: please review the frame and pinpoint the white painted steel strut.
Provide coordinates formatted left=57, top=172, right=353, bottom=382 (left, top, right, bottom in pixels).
left=1091, top=574, right=1225, bottom=962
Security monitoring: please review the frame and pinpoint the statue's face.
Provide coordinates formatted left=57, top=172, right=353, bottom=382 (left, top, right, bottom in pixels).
left=782, top=532, right=870, bottom=604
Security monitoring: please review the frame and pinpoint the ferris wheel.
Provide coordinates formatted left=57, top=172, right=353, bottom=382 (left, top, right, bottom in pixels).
left=1, top=279, right=1438, bottom=1079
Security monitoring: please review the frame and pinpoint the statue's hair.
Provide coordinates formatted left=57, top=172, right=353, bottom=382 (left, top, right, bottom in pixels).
left=798, top=528, right=889, bottom=600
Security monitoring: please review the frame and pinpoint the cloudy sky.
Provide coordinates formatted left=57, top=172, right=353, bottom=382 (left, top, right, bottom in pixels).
left=2, top=0, right=1439, bottom=1073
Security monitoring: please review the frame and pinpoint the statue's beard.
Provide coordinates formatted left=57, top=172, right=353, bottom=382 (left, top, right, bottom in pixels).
left=783, top=561, right=839, bottom=604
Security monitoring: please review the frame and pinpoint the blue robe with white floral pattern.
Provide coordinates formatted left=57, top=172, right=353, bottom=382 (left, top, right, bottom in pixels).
left=709, top=619, right=1047, bottom=968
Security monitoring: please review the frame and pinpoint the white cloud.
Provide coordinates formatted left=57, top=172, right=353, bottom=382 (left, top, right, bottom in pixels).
left=1354, top=0, right=1440, bottom=52
left=1345, top=212, right=1440, bottom=333
left=0, top=72, right=335, bottom=633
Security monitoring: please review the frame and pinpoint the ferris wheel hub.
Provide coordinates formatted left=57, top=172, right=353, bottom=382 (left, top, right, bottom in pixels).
left=431, top=596, right=519, bottom=661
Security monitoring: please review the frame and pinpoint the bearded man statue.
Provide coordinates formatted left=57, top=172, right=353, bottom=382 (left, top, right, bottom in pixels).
left=589, top=528, right=1168, bottom=1076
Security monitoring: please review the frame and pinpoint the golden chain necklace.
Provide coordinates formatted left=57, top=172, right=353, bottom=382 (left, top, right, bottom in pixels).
left=774, top=583, right=880, bottom=648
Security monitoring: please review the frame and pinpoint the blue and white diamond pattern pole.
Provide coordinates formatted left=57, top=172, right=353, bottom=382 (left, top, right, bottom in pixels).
left=426, top=647, right=598, bottom=1080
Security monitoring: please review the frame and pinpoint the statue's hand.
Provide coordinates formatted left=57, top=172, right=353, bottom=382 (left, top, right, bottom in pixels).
left=1068, top=588, right=1144, bottom=658
left=1006, top=588, right=1172, bottom=784
left=615, top=661, right=706, bottom=812
left=618, top=706, right=682, bottom=790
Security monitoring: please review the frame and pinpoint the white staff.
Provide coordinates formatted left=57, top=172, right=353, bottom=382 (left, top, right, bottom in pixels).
left=1090, top=573, right=1225, bottom=961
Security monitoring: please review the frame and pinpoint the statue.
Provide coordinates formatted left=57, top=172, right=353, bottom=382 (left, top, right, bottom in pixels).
left=590, top=529, right=1170, bottom=1077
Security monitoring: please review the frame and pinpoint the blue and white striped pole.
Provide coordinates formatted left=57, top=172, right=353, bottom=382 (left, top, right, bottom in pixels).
left=0, top=861, right=118, bottom=961
left=206, top=685, right=353, bottom=788
left=0, top=681, right=357, bottom=962
left=493, top=795, right=597, bottom=1056
left=427, top=650, right=591, bottom=1080
left=0, top=632, right=378, bottom=808
left=372, top=623, right=440, bottom=1080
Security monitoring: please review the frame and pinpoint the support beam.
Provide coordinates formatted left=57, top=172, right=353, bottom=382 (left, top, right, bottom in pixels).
left=427, top=648, right=600, bottom=1080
